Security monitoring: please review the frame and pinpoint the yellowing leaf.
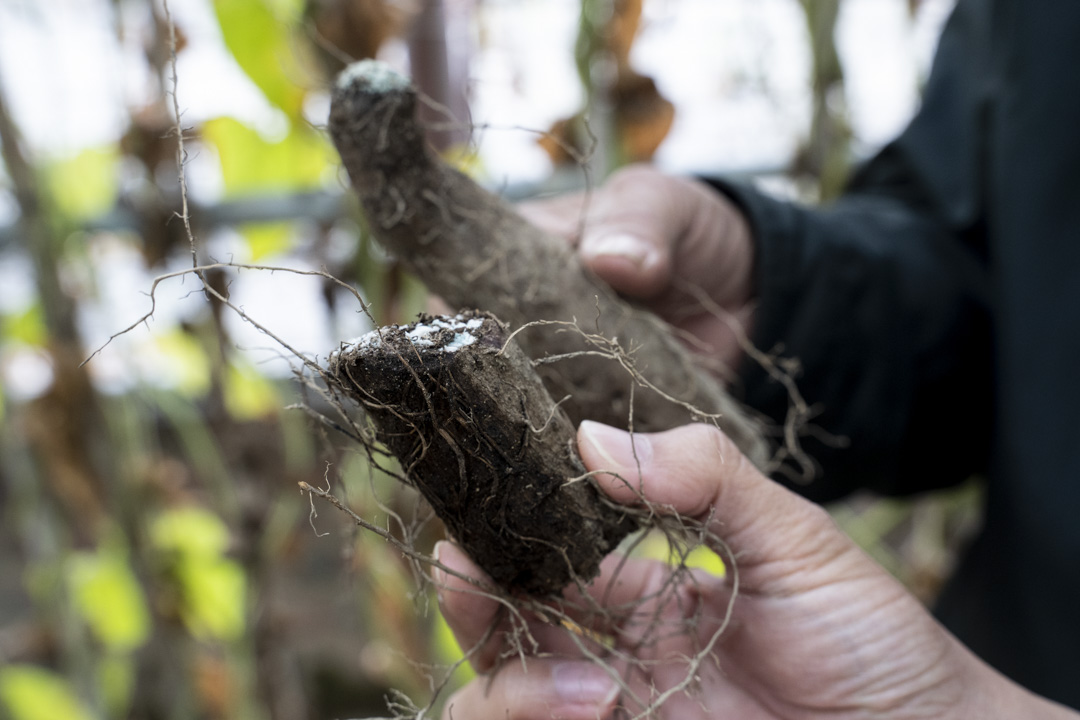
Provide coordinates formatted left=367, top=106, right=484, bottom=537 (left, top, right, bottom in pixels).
left=66, top=549, right=150, bottom=652
left=241, top=222, right=293, bottom=261
left=150, top=508, right=247, bottom=642
left=632, top=530, right=726, bottom=578
left=0, top=666, right=95, bottom=720
left=683, top=544, right=726, bottom=578
left=441, top=143, right=485, bottom=179
left=3, top=303, right=47, bottom=347
left=213, top=0, right=309, bottom=118
left=176, top=556, right=247, bottom=642
left=150, top=329, right=211, bottom=397
left=225, top=361, right=279, bottom=420
left=151, top=507, right=231, bottom=558
left=45, top=146, right=118, bottom=220
left=265, top=0, right=304, bottom=16
left=432, top=611, right=475, bottom=683
left=202, top=116, right=334, bottom=196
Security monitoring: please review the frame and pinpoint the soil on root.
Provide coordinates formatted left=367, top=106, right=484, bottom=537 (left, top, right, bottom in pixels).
left=330, top=310, right=640, bottom=596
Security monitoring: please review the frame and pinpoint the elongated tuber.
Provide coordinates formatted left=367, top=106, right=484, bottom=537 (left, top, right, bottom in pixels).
left=328, top=60, right=769, bottom=467
left=330, top=312, right=638, bottom=595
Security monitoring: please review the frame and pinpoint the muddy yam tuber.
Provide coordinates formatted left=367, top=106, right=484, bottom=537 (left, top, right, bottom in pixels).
left=330, top=312, right=638, bottom=596
left=328, top=60, right=769, bottom=468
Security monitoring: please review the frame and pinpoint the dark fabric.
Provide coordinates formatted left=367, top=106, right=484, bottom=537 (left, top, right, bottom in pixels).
left=711, top=0, right=1080, bottom=708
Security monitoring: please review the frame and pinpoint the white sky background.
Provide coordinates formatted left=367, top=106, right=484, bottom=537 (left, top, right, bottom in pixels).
left=0, top=0, right=955, bottom=397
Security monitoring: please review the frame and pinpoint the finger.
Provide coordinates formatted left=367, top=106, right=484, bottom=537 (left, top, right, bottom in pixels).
left=581, top=166, right=754, bottom=310
left=516, top=192, right=589, bottom=242
left=569, top=554, right=734, bottom=657
left=563, top=552, right=724, bottom=621
left=434, top=540, right=506, bottom=672
left=577, top=421, right=858, bottom=593
left=576, top=165, right=678, bottom=299
left=441, top=658, right=621, bottom=720
left=435, top=540, right=600, bottom=671
left=435, top=539, right=710, bottom=670
left=515, top=169, right=673, bottom=295
left=435, top=540, right=648, bottom=667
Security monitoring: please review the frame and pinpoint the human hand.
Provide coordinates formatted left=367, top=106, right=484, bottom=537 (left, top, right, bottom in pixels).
left=517, top=165, right=755, bottom=370
left=435, top=421, right=1076, bottom=720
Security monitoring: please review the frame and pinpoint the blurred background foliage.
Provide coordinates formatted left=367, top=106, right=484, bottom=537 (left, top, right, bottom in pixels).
left=0, top=0, right=976, bottom=718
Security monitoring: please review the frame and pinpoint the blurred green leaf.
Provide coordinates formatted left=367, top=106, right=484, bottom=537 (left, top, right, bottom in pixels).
left=66, top=547, right=151, bottom=652
left=151, top=506, right=230, bottom=558
left=241, top=222, right=293, bottom=261
left=150, top=508, right=246, bottom=642
left=0, top=666, right=95, bottom=720
left=176, top=555, right=247, bottom=641
left=2, top=302, right=47, bottom=347
left=432, top=611, right=474, bottom=683
left=225, top=361, right=279, bottom=420
left=212, top=0, right=309, bottom=118
left=202, top=116, right=333, bottom=196
left=149, top=329, right=212, bottom=397
left=45, top=146, right=118, bottom=220
left=442, top=143, right=484, bottom=179
left=632, top=530, right=726, bottom=578
left=683, top=544, right=726, bottom=578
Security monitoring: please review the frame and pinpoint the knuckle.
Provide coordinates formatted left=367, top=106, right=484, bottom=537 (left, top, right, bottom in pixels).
left=680, top=422, right=742, bottom=465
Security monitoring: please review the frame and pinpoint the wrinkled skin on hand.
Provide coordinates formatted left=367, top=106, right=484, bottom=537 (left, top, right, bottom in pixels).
left=435, top=421, right=1075, bottom=720
left=517, top=165, right=756, bottom=371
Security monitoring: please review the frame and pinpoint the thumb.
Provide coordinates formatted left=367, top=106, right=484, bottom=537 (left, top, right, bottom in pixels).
left=576, top=166, right=683, bottom=299
left=577, top=420, right=857, bottom=591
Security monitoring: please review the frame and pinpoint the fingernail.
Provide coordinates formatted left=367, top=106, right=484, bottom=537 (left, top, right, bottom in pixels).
left=552, top=662, right=620, bottom=707
left=582, top=233, right=654, bottom=268
left=579, top=421, right=653, bottom=470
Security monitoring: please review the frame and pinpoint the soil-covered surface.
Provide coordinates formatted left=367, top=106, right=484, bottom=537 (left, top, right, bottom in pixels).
left=330, top=311, right=639, bottom=596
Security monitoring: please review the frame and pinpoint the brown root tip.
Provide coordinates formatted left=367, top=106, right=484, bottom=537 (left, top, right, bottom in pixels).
left=330, top=311, right=639, bottom=596
left=329, top=60, right=426, bottom=178
left=334, top=60, right=412, bottom=94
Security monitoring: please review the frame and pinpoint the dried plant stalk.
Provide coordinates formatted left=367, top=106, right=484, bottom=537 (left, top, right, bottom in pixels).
left=330, top=311, right=638, bottom=596
left=328, top=60, right=768, bottom=467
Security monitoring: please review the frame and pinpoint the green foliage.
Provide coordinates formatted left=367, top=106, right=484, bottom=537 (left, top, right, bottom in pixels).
left=431, top=611, right=474, bottom=683
left=44, top=147, right=118, bottom=221
left=0, top=666, right=95, bottom=720
left=239, top=222, right=294, bottom=261
left=202, top=116, right=335, bottom=258
left=202, top=117, right=332, bottom=196
left=2, top=302, right=47, bottom=347
left=66, top=545, right=151, bottom=653
left=152, top=505, right=231, bottom=565
left=224, top=360, right=280, bottom=420
left=151, top=507, right=247, bottom=642
left=149, top=329, right=213, bottom=397
left=179, top=555, right=247, bottom=642
left=213, top=0, right=310, bottom=119
left=631, top=530, right=727, bottom=578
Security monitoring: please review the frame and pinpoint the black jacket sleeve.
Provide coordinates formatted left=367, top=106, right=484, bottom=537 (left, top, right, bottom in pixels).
left=710, top=1, right=996, bottom=502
